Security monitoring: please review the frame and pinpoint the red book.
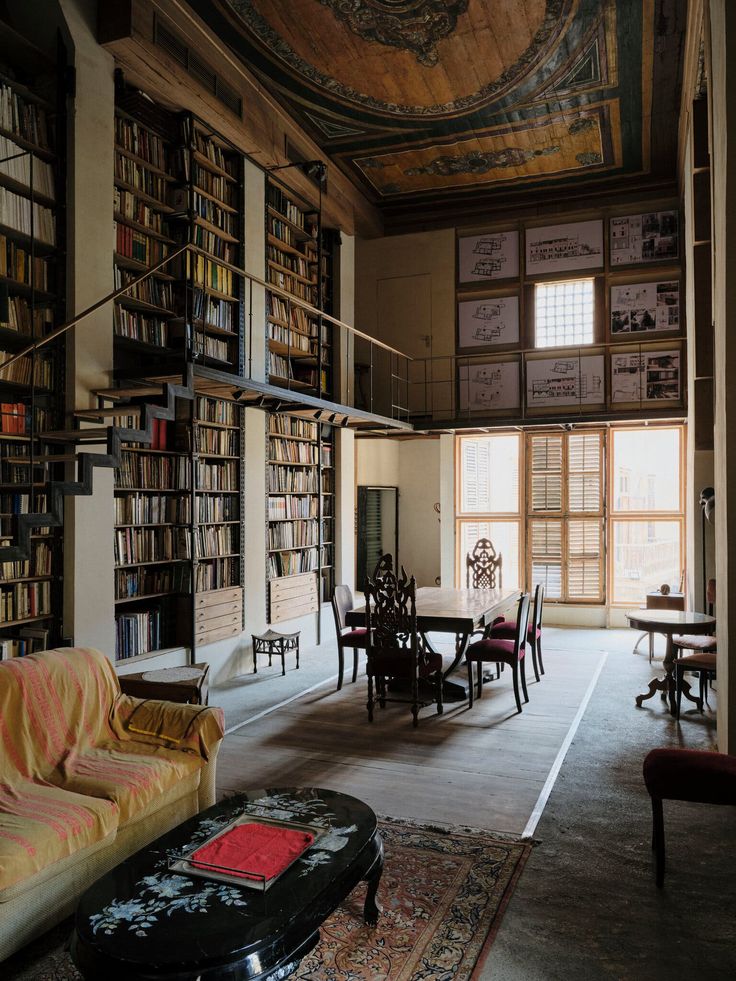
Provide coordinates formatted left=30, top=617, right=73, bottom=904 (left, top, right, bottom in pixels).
left=190, top=822, right=314, bottom=882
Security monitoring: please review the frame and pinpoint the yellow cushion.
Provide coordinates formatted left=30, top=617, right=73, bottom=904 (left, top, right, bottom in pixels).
left=51, top=740, right=203, bottom=825
left=0, top=780, right=118, bottom=892
left=109, top=695, right=225, bottom=762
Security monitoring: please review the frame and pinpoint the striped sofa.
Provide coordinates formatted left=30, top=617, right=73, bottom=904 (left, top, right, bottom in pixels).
left=0, top=647, right=225, bottom=962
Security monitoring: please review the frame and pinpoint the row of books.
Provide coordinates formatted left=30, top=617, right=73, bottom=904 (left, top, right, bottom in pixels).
left=192, top=291, right=237, bottom=332
left=115, top=608, right=161, bottom=659
left=196, top=396, right=238, bottom=426
left=0, top=233, right=50, bottom=289
left=269, top=216, right=303, bottom=250
left=269, top=416, right=318, bottom=440
left=321, top=444, right=333, bottom=466
left=115, top=152, right=169, bottom=205
left=1, top=296, right=53, bottom=337
left=0, top=580, right=50, bottom=621
left=0, top=541, right=51, bottom=579
left=115, top=116, right=168, bottom=171
left=186, top=252, right=236, bottom=297
left=0, top=135, right=55, bottom=199
left=191, top=165, right=236, bottom=207
left=115, top=492, right=191, bottom=526
left=116, top=451, right=190, bottom=490
left=268, top=495, right=318, bottom=520
left=267, top=266, right=313, bottom=302
left=0, top=83, right=51, bottom=151
left=0, top=350, right=53, bottom=388
left=114, top=526, right=191, bottom=566
left=0, top=401, right=27, bottom=433
left=269, top=439, right=318, bottom=464
left=196, top=524, right=238, bottom=558
left=115, top=266, right=175, bottom=310
left=114, top=187, right=165, bottom=233
left=267, top=185, right=313, bottom=233
left=115, top=222, right=170, bottom=266
left=266, top=293, right=317, bottom=336
left=268, top=245, right=311, bottom=281
left=196, top=494, right=238, bottom=522
left=196, top=555, right=239, bottom=591
left=268, top=320, right=312, bottom=353
left=268, top=467, right=318, bottom=493
left=268, top=521, right=318, bottom=550
left=268, top=547, right=318, bottom=578
left=147, top=418, right=170, bottom=451
left=189, top=123, right=238, bottom=179
left=192, top=224, right=237, bottom=264
left=195, top=425, right=239, bottom=456
left=0, top=187, right=55, bottom=244
left=115, top=564, right=190, bottom=601
left=197, top=459, right=238, bottom=490
left=1, top=491, right=31, bottom=512
left=268, top=352, right=291, bottom=379
left=0, top=628, right=49, bottom=658
left=114, top=306, right=168, bottom=347
left=191, top=191, right=237, bottom=235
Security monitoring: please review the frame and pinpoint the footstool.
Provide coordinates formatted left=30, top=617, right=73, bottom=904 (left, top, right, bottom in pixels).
left=252, top=629, right=300, bottom=676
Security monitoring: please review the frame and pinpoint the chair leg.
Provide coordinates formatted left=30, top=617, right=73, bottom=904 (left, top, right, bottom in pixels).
left=520, top=653, right=529, bottom=703
left=411, top=676, right=419, bottom=728
left=676, top=664, right=683, bottom=720
left=467, top=658, right=474, bottom=708
left=352, top=648, right=359, bottom=684
left=699, top=671, right=706, bottom=707
left=651, top=797, right=665, bottom=888
left=367, top=674, right=374, bottom=722
left=477, top=661, right=484, bottom=699
left=537, top=636, right=545, bottom=676
left=436, top=669, right=444, bottom=716
left=530, top=635, right=540, bottom=683
left=379, top=676, right=386, bottom=708
left=512, top=660, right=522, bottom=714
left=337, top=645, right=345, bottom=691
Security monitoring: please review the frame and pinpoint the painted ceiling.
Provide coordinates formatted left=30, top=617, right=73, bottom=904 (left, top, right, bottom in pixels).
left=188, top=0, right=686, bottom=210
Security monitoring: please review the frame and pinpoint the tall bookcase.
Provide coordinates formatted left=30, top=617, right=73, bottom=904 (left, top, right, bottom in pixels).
left=265, top=179, right=334, bottom=397
left=193, top=395, right=243, bottom=647
left=267, top=413, right=334, bottom=623
left=0, top=28, right=65, bottom=657
left=175, top=114, right=244, bottom=375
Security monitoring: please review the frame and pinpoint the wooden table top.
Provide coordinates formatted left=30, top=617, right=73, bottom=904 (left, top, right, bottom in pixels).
left=348, top=586, right=518, bottom=634
left=625, top=610, right=716, bottom=633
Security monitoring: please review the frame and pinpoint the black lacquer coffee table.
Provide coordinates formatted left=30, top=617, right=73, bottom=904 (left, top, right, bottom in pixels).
left=71, top=787, right=384, bottom=980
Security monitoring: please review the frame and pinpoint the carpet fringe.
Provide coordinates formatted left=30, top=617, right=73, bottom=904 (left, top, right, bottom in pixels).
left=377, top=812, right=538, bottom=845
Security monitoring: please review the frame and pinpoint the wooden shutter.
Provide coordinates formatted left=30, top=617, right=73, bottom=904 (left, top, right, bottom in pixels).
left=567, top=519, right=603, bottom=600
left=568, top=434, right=602, bottom=513
left=530, top=435, right=563, bottom=511
left=530, top=519, right=562, bottom=599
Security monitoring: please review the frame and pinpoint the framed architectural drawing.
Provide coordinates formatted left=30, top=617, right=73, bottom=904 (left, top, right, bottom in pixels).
left=526, top=355, right=605, bottom=407
left=611, top=350, right=681, bottom=402
left=458, top=361, right=520, bottom=412
left=458, top=230, right=519, bottom=282
left=609, top=211, right=679, bottom=265
left=610, top=281, right=680, bottom=335
left=458, top=295, right=519, bottom=349
left=525, top=220, right=603, bottom=275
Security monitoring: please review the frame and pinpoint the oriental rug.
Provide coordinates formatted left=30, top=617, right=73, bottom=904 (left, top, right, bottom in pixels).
left=5, top=818, right=530, bottom=981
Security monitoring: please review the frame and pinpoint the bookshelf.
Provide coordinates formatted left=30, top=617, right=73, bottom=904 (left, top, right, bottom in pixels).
left=174, top=114, right=244, bottom=374
left=0, top=33, right=65, bottom=658
left=112, top=85, right=181, bottom=368
left=192, top=395, right=243, bottom=648
left=265, top=179, right=334, bottom=397
left=267, top=413, right=334, bottom=622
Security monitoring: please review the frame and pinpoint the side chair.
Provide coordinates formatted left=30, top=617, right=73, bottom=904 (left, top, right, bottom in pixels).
left=331, top=584, right=368, bottom=691
left=489, top=583, right=545, bottom=681
left=466, top=592, right=531, bottom=713
left=466, top=537, right=502, bottom=590
left=674, top=578, right=717, bottom=719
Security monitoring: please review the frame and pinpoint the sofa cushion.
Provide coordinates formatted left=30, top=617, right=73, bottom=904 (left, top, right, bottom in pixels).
left=52, top=740, right=204, bottom=825
left=0, top=780, right=118, bottom=893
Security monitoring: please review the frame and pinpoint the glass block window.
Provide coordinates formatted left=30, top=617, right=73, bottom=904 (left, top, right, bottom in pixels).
left=535, top=279, right=594, bottom=348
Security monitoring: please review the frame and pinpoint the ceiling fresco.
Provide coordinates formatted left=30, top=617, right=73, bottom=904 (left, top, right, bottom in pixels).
left=187, top=0, right=685, bottom=209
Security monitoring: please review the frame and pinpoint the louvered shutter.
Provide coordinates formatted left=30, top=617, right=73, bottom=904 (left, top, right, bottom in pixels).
left=568, top=434, right=602, bottom=512
left=567, top=519, right=603, bottom=600
left=530, top=435, right=562, bottom=511
left=530, top=520, right=562, bottom=599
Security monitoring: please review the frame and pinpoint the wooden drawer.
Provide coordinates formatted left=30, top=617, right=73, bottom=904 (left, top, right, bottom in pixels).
left=196, top=587, right=243, bottom=609
left=195, top=621, right=241, bottom=647
left=195, top=610, right=241, bottom=632
left=270, top=573, right=318, bottom=624
left=196, top=600, right=241, bottom=623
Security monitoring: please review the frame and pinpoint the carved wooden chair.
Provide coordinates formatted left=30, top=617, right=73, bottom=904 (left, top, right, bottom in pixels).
left=365, top=559, right=443, bottom=728
left=331, top=585, right=368, bottom=691
left=466, top=538, right=503, bottom=590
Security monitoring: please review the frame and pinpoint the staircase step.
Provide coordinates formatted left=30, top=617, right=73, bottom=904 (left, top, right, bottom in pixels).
left=41, top=428, right=109, bottom=442
left=74, top=407, right=142, bottom=421
left=3, top=454, right=78, bottom=464
left=93, top=385, right=164, bottom=400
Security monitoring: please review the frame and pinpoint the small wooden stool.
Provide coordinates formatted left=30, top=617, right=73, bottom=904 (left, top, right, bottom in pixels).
left=252, top=630, right=300, bottom=676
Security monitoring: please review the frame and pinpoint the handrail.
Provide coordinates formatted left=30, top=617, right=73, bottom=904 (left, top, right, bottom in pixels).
left=0, top=242, right=411, bottom=373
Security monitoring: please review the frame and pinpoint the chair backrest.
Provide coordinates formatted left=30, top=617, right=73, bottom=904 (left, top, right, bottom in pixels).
left=531, top=583, right=545, bottom=635
left=514, top=593, right=532, bottom=655
left=372, top=552, right=394, bottom=582
left=331, top=584, right=353, bottom=635
left=365, top=564, right=418, bottom=658
left=466, top=538, right=502, bottom=590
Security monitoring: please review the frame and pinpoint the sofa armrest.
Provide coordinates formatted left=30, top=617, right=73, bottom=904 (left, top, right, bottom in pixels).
left=109, top=694, right=225, bottom=762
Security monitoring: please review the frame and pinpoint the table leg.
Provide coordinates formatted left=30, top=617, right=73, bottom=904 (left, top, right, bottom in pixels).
left=362, top=837, right=384, bottom=926
left=679, top=673, right=704, bottom=712
left=421, top=631, right=471, bottom=702
left=635, top=632, right=676, bottom=714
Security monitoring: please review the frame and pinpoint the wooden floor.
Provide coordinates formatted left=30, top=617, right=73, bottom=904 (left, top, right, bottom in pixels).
left=217, top=646, right=606, bottom=836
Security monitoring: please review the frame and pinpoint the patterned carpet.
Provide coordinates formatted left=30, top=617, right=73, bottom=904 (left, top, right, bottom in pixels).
left=5, top=819, right=530, bottom=981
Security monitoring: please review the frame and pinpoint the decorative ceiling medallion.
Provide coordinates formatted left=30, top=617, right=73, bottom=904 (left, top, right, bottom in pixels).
left=405, top=145, right=561, bottom=177
left=317, top=0, right=469, bottom=68
left=224, top=0, right=568, bottom=117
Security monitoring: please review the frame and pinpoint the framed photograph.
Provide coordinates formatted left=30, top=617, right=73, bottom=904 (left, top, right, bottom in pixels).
left=458, top=361, right=520, bottom=412
left=525, top=355, right=605, bottom=407
left=611, top=350, right=681, bottom=403
left=610, top=281, right=680, bottom=335
left=610, top=211, right=679, bottom=265
left=458, top=230, right=519, bottom=282
left=525, top=220, right=603, bottom=275
left=458, top=295, right=519, bottom=349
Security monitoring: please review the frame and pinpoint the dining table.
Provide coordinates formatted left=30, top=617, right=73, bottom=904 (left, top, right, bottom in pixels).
left=626, top=609, right=716, bottom=715
left=346, top=585, right=519, bottom=702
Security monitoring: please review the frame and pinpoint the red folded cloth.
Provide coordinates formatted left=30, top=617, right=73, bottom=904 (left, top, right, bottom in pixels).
left=190, top=822, right=314, bottom=881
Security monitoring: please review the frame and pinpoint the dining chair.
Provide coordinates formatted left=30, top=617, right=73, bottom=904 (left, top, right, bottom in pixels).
left=365, top=563, right=443, bottom=727
left=330, top=585, right=368, bottom=691
left=466, top=538, right=502, bottom=590
left=466, top=592, right=531, bottom=713
left=674, top=578, right=716, bottom=719
left=489, top=584, right=545, bottom=681
left=643, top=748, right=736, bottom=887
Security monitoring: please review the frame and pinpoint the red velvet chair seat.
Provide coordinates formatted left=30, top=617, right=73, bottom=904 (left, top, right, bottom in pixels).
left=341, top=628, right=368, bottom=646
left=676, top=651, right=716, bottom=670
left=467, top=637, right=520, bottom=664
left=673, top=634, right=717, bottom=651
left=367, top=649, right=443, bottom=678
left=489, top=620, right=541, bottom=642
